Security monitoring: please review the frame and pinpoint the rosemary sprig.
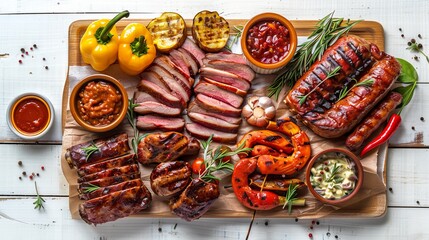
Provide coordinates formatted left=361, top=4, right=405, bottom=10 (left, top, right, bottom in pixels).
left=407, top=40, right=429, bottom=63
left=297, top=66, right=341, bottom=105
left=82, top=142, right=99, bottom=161
left=282, top=183, right=299, bottom=214
left=33, top=181, right=45, bottom=210
left=82, top=183, right=101, bottom=194
left=268, top=12, right=361, bottom=99
left=225, top=25, right=244, bottom=51
left=337, top=78, right=374, bottom=102
left=326, top=163, right=342, bottom=182
left=199, top=135, right=252, bottom=182
left=127, top=98, right=147, bottom=154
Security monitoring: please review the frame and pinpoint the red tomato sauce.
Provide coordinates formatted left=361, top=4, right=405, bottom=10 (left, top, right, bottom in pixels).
left=13, top=97, right=49, bottom=134
left=246, top=20, right=291, bottom=64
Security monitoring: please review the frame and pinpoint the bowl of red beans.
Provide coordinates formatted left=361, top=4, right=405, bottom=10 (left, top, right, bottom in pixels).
left=69, top=74, right=128, bottom=132
left=241, top=12, right=297, bottom=74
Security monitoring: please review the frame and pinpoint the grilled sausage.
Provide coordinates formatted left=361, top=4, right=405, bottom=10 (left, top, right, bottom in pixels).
left=77, top=164, right=140, bottom=183
left=346, top=91, right=403, bottom=151
left=150, top=161, right=192, bottom=197
left=79, top=179, right=143, bottom=200
left=65, top=133, right=130, bottom=169
left=286, top=35, right=401, bottom=138
left=77, top=153, right=135, bottom=177
left=137, top=132, right=189, bottom=164
left=78, top=173, right=140, bottom=193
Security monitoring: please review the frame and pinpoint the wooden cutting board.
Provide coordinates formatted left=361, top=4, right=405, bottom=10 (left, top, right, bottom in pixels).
left=62, top=19, right=387, bottom=219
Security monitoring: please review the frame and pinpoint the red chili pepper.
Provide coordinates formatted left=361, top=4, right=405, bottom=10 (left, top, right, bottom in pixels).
left=360, top=113, right=402, bottom=157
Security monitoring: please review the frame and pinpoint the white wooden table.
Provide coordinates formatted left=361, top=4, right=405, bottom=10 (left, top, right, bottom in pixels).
left=1, top=1, right=428, bottom=239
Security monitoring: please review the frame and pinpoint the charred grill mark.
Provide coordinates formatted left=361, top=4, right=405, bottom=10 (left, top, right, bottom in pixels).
left=337, top=46, right=355, bottom=69
left=348, top=41, right=363, bottom=62
left=276, top=118, right=287, bottom=126
left=289, top=116, right=298, bottom=124
left=235, top=178, right=241, bottom=183
left=265, top=135, right=282, bottom=142
left=327, top=55, right=341, bottom=73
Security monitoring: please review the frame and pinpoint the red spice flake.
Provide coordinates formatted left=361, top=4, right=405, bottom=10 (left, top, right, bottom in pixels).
left=310, top=226, right=314, bottom=230
left=308, top=233, right=313, bottom=238
left=30, top=47, right=33, bottom=51
left=320, top=171, right=324, bottom=175
left=29, top=175, right=33, bottom=180
left=41, top=166, right=45, bottom=171
left=21, top=54, right=24, bottom=57
left=311, top=220, right=315, bottom=225
left=18, top=60, right=22, bottom=64
left=25, top=51, right=29, bottom=55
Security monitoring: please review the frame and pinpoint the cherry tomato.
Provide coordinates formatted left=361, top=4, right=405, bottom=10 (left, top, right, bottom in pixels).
left=191, top=157, right=206, bottom=174
left=219, top=146, right=232, bottom=163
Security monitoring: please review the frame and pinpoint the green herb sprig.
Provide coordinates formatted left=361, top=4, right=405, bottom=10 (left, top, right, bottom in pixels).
left=127, top=98, right=147, bottom=154
left=407, top=39, right=429, bottom=63
left=296, top=66, right=341, bottom=105
left=83, top=183, right=101, bottom=194
left=225, top=25, right=244, bottom=51
left=268, top=12, right=361, bottom=99
left=199, top=135, right=252, bottom=182
left=33, top=181, right=45, bottom=210
left=82, top=142, right=99, bottom=161
left=337, top=78, right=374, bottom=102
left=326, top=162, right=342, bottom=182
left=393, top=58, right=418, bottom=114
left=282, top=183, right=299, bottom=214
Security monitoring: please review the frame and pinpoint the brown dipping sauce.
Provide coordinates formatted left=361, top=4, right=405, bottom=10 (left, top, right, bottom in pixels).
left=13, top=96, right=50, bottom=134
left=77, top=80, right=123, bottom=126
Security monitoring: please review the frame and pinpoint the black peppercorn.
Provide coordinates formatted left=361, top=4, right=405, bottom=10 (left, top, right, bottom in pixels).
left=411, top=38, right=416, bottom=43
left=20, top=48, right=25, bottom=53
left=22, top=171, right=27, bottom=176
left=418, top=34, right=422, bottom=39
left=18, top=161, right=22, bottom=166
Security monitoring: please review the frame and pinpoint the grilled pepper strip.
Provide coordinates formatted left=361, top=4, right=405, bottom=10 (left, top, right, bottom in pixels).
left=80, top=10, right=130, bottom=71
left=118, top=23, right=156, bottom=75
left=360, top=113, right=401, bottom=157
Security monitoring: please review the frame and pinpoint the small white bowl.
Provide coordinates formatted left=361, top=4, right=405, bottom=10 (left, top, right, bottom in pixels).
left=6, top=93, right=55, bottom=140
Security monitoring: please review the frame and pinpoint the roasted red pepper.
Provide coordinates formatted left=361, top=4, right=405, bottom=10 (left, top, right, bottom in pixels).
left=360, top=113, right=402, bottom=157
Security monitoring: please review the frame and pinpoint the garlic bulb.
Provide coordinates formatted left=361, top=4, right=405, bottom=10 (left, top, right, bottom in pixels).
left=242, top=96, right=276, bottom=127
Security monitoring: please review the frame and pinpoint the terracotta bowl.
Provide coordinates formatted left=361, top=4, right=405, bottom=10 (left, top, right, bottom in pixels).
left=69, top=74, right=128, bottom=133
left=6, top=93, right=55, bottom=140
left=241, top=12, right=297, bottom=74
left=305, top=148, right=364, bottom=205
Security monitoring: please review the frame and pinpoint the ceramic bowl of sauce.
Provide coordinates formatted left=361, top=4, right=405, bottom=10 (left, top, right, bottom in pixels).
left=7, top=93, right=54, bottom=140
left=241, top=12, right=297, bottom=74
left=305, top=148, right=364, bottom=205
left=69, top=74, right=128, bottom=132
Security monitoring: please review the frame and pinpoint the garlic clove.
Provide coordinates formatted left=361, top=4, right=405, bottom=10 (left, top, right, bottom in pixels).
left=265, top=106, right=276, bottom=119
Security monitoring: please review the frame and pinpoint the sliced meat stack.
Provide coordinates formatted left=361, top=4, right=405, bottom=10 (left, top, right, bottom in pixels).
left=134, top=38, right=205, bottom=132
left=65, top=133, right=152, bottom=225
left=186, top=52, right=255, bottom=143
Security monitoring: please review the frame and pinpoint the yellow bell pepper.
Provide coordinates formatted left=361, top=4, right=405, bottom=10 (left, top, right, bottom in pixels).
left=80, top=10, right=130, bottom=71
left=118, top=23, right=157, bottom=76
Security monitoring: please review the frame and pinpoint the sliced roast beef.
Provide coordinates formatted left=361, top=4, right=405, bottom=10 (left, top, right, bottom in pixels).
left=202, top=59, right=255, bottom=82
left=137, top=80, right=182, bottom=108
left=148, top=65, right=190, bottom=104
left=134, top=91, right=159, bottom=104
left=199, top=67, right=250, bottom=92
left=188, top=112, right=239, bottom=133
left=137, top=115, right=185, bottom=132
left=169, top=50, right=192, bottom=78
left=201, top=77, right=247, bottom=97
left=195, top=94, right=241, bottom=117
left=178, top=48, right=199, bottom=77
left=181, top=38, right=205, bottom=67
left=154, top=55, right=194, bottom=88
left=194, top=82, right=244, bottom=108
left=140, top=71, right=169, bottom=92
left=134, top=102, right=182, bottom=117
left=186, top=122, right=237, bottom=143
left=187, top=101, right=242, bottom=125
left=204, top=52, right=246, bottom=65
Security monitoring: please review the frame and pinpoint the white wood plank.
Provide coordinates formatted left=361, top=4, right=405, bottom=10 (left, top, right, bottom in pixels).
left=0, top=196, right=428, bottom=240
left=0, top=144, right=68, bottom=195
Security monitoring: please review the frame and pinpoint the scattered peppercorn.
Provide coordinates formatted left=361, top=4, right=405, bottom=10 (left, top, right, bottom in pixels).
left=420, top=117, right=425, bottom=121
left=418, top=43, right=423, bottom=49
left=335, top=235, right=339, bottom=239
left=308, top=233, right=313, bottom=238
left=401, top=34, right=404, bottom=38
left=45, top=66, right=49, bottom=70
left=158, top=227, right=162, bottom=232
left=399, top=28, right=402, bottom=31
left=22, top=171, right=27, bottom=176
left=414, top=56, right=419, bottom=61
left=19, top=177, right=22, bottom=180
left=327, top=232, right=331, bottom=237
left=25, top=51, right=29, bottom=55
left=174, top=223, right=177, bottom=230
left=310, top=226, right=313, bottom=230
left=43, top=57, right=46, bottom=61
left=36, top=173, right=40, bottom=177
left=264, top=221, right=269, bottom=226
left=41, top=166, right=45, bottom=171
left=18, top=161, right=22, bottom=166
left=408, top=42, right=412, bottom=46
left=412, top=126, right=415, bottom=130
left=418, top=34, right=422, bottom=39
left=21, top=54, right=24, bottom=57
left=20, top=48, right=25, bottom=53
left=388, top=187, right=393, bottom=192
left=18, top=60, right=22, bottom=64
left=417, top=200, right=420, bottom=205
left=295, top=218, right=299, bottom=222
left=29, top=175, right=33, bottom=180
left=411, top=38, right=416, bottom=43
left=316, top=221, right=320, bottom=225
